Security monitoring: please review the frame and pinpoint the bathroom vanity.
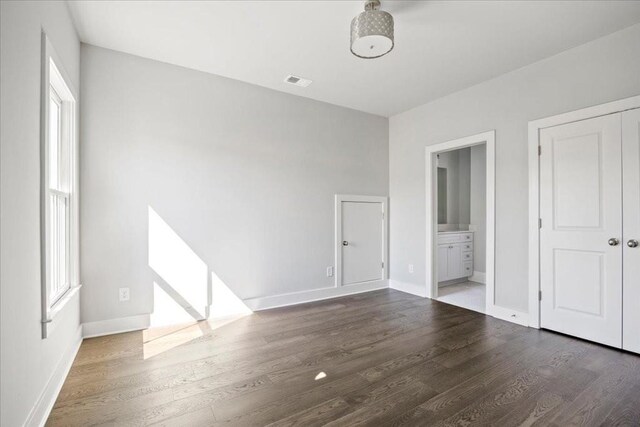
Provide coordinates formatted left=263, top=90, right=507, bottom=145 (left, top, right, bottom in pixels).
left=437, top=231, right=474, bottom=283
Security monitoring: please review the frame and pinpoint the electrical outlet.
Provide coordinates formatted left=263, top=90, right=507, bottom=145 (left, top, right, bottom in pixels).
left=326, top=266, right=334, bottom=277
left=119, top=287, right=130, bottom=302
left=408, top=264, right=414, bottom=274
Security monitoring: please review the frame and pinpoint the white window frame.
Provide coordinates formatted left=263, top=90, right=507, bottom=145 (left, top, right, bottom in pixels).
left=40, top=32, right=81, bottom=338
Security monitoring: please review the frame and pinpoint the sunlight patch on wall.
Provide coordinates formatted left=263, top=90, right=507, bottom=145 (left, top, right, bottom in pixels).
left=145, top=206, right=253, bottom=359
left=210, top=270, right=252, bottom=318
left=150, top=281, right=199, bottom=328
left=206, top=270, right=253, bottom=330
left=148, top=206, right=208, bottom=325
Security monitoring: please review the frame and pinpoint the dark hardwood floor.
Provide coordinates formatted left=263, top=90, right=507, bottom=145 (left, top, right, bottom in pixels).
left=48, top=289, right=640, bottom=426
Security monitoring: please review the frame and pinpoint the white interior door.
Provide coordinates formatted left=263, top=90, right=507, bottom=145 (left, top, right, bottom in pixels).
left=539, top=113, right=623, bottom=348
left=622, top=108, right=640, bottom=353
left=341, top=201, right=384, bottom=285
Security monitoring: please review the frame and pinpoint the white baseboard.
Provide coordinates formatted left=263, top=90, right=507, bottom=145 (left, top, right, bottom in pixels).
left=389, top=279, right=428, bottom=298
left=25, top=326, right=82, bottom=427
left=243, top=280, right=388, bottom=311
left=488, top=305, right=529, bottom=327
left=82, top=282, right=389, bottom=335
left=469, top=271, right=486, bottom=284
left=82, top=314, right=150, bottom=338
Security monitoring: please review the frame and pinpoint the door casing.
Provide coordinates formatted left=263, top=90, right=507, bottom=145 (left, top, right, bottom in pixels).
left=424, top=131, right=497, bottom=317
left=528, top=95, right=640, bottom=329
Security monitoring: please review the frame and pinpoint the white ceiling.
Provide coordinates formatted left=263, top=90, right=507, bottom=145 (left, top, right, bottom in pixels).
left=68, top=1, right=640, bottom=117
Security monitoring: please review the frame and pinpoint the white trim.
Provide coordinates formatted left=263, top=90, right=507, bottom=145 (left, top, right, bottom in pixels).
left=389, top=279, right=428, bottom=297
left=40, top=31, right=80, bottom=339
left=469, top=271, right=486, bottom=284
left=82, top=314, right=150, bottom=339
left=334, top=194, right=388, bottom=287
left=489, top=305, right=529, bottom=327
left=24, top=326, right=82, bottom=427
left=42, top=285, right=81, bottom=338
left=527, top=95, right=640, bottom=329
left=425, top=131, right=496, bottom=315
left=244, top=280, right=388, bottom=311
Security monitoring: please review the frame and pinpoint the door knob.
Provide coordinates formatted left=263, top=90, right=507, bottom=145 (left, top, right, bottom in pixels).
left=628, top=239, right=639, bottom=248
left=342, top=241, right=349, bottom=246
left=608, top=238, right=619, bottom=246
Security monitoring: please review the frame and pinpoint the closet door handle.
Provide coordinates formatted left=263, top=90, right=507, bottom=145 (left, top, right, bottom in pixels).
left=628, top=239, right=639, bottom=248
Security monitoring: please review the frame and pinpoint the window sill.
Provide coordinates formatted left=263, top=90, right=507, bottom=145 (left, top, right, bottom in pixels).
left=42, top=284, right=81, bottom=338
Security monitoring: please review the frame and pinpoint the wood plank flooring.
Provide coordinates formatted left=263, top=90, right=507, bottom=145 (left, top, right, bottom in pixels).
left=48, top=289, right=640, bottom=426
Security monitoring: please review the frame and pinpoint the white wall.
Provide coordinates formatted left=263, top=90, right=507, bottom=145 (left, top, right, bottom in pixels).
left=457, top=148, right=471, bottom=225
left=470, top=145, right=486, bottom=273
left=0, top=2, right=82, bottom=426
left=390, top=24, right=640, bottom=312
left=79, top=45, right=389, bottom=326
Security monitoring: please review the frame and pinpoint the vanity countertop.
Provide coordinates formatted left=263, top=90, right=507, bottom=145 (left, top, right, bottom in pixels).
left=438, top=230, right=473, bottom=235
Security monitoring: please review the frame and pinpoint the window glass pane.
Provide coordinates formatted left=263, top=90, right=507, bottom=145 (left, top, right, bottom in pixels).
left=49, top=193, right=68, bottom=303
left=49, top=92, right=60, bottom=190
left=59, top=105, right=71, bottom=191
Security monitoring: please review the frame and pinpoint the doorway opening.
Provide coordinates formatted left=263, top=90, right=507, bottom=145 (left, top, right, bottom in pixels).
left=425, top=131, right=495, bottom=315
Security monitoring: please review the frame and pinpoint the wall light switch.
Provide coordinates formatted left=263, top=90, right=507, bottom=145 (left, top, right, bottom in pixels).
left=326, top=266, right=334, bottom=277
left=119, top=287, right=130, bottom=302
left=408, top=264, right=414, bottom=274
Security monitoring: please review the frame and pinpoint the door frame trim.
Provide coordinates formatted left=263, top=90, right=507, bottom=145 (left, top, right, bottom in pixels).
left=425, top=130, right=496, bottom=315
left=335, top=194, right=388, bottom=287
left=528, top=95, right=640, bottom=328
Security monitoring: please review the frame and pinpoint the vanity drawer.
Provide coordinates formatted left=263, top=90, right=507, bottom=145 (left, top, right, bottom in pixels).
left=463, top=261, right=473, bottom=277
left=461, top=242, right=473, bottom=252
left=462, top=252, right=473, bottom=261
left=437, top=232, right=474, bottom=244
left=438, top=234, right=459, bottom=244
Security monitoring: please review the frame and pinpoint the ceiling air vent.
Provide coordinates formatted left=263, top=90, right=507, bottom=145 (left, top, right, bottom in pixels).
left=284, top=74, right=312, bottom=87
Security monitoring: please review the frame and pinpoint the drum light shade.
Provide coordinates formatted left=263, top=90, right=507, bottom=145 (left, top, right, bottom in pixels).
left=350, top=0, right=394, bottom=59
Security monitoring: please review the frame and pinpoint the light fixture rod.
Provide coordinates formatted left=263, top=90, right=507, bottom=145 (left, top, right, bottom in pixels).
left=364, top=0, right=381, bottom=11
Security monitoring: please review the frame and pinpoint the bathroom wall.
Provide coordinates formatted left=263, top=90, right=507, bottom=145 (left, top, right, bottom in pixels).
left=470, top=145, right=487, bottom=274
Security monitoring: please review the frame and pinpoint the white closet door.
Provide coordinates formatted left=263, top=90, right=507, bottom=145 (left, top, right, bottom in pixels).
left=622, top=108, right=640, bottom=353
left=341, top=201, right=384, bottom=285
left=539, top=113, right=623, bottom=348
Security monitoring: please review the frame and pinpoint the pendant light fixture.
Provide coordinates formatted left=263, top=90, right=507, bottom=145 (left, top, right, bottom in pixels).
left=350, top=0, right=394, bottom=59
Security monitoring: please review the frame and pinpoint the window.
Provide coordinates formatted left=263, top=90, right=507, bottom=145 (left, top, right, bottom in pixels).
left=41, top=37, right=79, bottom=337
left=48, top=74, right=71, bottom=304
